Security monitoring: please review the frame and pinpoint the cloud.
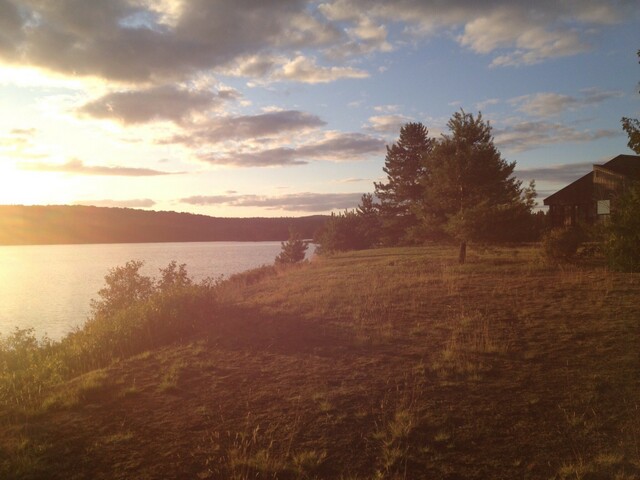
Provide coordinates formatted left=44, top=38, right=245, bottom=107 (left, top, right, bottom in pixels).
left=180, top=192, right=364, bottom=212
left=333, top=177, right=369, bottom=184
left=323, top=14, right=393, bottom=60
left=458, top=8, right=588, bottom=66
left=475, top=98, right=501, bottom=110
left=515, top=162, right=594, bottom=183
left=0, top=1, right=343, bottom=83
left=73, top=198, right=156, bottom=208
left=510, top=88, right=624, bottom=117
left=0, top=127, right=47, bottom=159
left=275, top=55, right=369, bottom=84
left=197, top=132, right=385, bottom=167
left=19, top=158, right=183, bottom=176
left=0, top=0, right=632, bottom=87
left=365, top=114, right=413, bottom=134
left=494, top=121, right=619, bottom=153
left=77, top=85, right=239, bottom=124
left=162, top=110, right=326, bottom=146
left=373, top=105, right=400, bottom=113
left=319, top=0, right=634, bottom=66
left=0, top=128, right=35, bottom=149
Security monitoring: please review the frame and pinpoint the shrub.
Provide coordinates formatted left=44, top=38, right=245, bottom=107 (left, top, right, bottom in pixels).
left=90, top=260, right=154, bottom=317
left=314, top=210, right=375, bottom=254
left=541, top=227, right=583, bottom=261
left=275, top=229, right=308, bottom=265
left=0, top=328, right=65, bottom=409
left=0, top=261, right=217, bottom=410
left=72, top=262, right=216, bottom=369
left=605, top=182, right=640, bottom=272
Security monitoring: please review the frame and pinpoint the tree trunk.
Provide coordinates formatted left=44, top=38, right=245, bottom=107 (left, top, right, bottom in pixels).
left=458, top=240, right=467, bottom=264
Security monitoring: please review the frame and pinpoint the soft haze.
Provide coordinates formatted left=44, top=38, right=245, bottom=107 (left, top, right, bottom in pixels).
left=0, top=0, right=638, bottom=216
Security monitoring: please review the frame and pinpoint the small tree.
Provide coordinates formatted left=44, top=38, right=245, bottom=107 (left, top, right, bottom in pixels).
left=605, top=182, right=640, bottom=272
left=275, top=228, right=308, bottom=265
left=90, top=260, right=154, bottom=317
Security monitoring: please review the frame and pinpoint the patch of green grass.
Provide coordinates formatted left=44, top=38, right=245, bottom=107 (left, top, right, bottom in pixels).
left=40, top=369, right=111, bottom=411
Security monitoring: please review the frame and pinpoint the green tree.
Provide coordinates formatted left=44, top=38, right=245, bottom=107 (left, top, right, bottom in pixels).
left=374, top=122, right=434, bottom=245
left=90, top=260, right=154, bottom=317
left=605, top=182, right=640, bottom=272
left=157, top=260, right=192, bottom=291
left=419, top=110, right=531, bottom=263
left=355, top=193, right=381, bottom=247
left=314, top=209, right=374, bottom=253
left=275, top=228, right=308, bottom=265
left=621, top=49, right=640, bottom=154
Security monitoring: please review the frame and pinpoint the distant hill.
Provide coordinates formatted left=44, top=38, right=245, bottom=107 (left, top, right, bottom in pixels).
left=0, top=205, right=328, bottom=245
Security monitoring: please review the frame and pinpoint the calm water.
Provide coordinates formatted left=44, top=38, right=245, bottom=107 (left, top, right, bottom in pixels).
left=0, top=241, right=300, bottom=340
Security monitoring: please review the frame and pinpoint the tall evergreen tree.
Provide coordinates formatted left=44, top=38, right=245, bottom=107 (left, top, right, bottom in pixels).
left=374, top=122, right=434, bottom=245
left=419, top=111, right=531, bottom=263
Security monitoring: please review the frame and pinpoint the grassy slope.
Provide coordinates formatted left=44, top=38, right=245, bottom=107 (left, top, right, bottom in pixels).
left=1, top=245, right=639, bottom=479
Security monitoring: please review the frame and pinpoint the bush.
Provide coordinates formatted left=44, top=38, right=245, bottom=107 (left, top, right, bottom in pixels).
left=605, top=182, right=640, bottom=272
left=314, top=210, right=376, bottom=254
left=73, top=261, right=216, bottom=368
left=90, top=260, right=154, bottom=317
left=0, top=261, right=218, bottom=410
left=541, top=227, right=583, bottom=261
left=0, top=328, right=65, bottom=409
left=275, top=229, right=308, bottom=265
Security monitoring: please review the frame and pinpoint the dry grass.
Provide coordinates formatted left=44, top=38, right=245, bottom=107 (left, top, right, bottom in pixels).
left=0, top=244, right=639, bottom=479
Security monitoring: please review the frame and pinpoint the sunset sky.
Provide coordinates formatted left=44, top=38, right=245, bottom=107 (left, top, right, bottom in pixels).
left=0, top=0, right=638, bottom=217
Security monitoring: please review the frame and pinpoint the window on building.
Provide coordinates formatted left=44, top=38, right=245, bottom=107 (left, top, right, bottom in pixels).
left=597, top=199, right=610, bottom=215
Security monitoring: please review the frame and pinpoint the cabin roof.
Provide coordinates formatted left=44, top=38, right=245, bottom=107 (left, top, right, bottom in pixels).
left=598, top=154, right=640, bottom=178
left=543, top=172, right=593, bottom=206
left=543, top=154, right=640, bottom=206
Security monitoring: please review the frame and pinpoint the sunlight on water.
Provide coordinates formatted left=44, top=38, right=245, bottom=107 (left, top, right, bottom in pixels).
left=0, top=241, right=306, bottom=340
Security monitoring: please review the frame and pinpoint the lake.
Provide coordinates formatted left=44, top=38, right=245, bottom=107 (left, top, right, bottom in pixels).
left=0, top=241, right=306, bottom=340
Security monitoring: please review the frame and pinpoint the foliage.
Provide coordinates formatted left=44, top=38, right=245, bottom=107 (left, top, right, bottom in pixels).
left=90, top=260, right=154, bottom=317
left=418, top=110, right=534, bottom=260
left=541, top=227, right=583, bottom=261
left=0, top=261, right=217, bottom=410
left=374, top=122, right=434, bottom=245
left=621, top=49, right=640, bottom=154
left=314, top=207, right=379, bottom=254
left=0, top=328, right=65, bottom=409
left=622, top=117, right=640, bottom=154
left=355, top=193, right=382, bottom=247
left=605, top=182, right=640, bottom=271
left=275, top=229, right=308, bottom=265
left=157, top=260, right=192, bottom=291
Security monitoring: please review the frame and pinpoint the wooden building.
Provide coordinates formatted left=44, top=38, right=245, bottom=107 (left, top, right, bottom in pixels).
left=543, top=154, right=640, bottom=227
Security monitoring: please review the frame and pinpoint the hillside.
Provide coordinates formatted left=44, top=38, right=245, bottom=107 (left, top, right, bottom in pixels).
left=1, top=246, right=639, bottom=479
left=0, top=205, right=327, bottom=245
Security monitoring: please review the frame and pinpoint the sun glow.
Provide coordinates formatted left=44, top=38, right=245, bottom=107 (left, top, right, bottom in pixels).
left=0, top=165, right=69, bottom=205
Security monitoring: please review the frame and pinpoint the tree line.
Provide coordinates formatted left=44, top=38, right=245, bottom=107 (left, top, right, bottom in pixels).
left=0, top=205, right=327, bottom=245
left=315, top=110, right=543, bottom=263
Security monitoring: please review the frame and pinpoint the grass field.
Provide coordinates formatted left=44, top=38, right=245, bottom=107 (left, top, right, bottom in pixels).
left=0, top=245, right=639, bottom=479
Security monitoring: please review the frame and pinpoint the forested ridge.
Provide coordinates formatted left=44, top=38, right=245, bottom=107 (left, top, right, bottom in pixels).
left=0, top=205, right=327, bottom=245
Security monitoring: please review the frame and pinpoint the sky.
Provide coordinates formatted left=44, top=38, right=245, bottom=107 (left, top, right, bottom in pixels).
left=0, top=0, right=638, bottom=218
